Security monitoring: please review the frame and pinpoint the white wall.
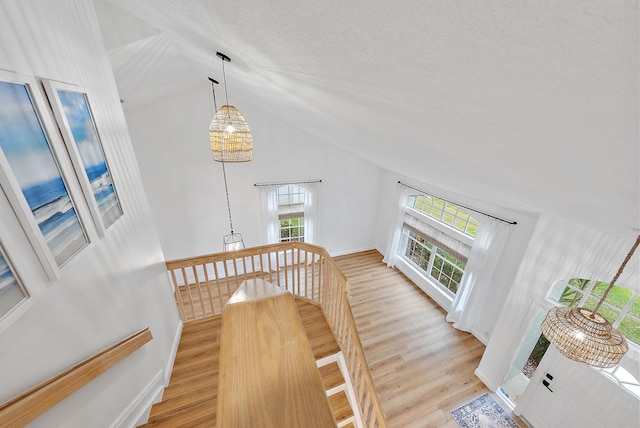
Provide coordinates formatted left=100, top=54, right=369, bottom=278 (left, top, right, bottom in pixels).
left=0, top=1, right=180, bottom=426
left=124, top=80, right=385, bottom=260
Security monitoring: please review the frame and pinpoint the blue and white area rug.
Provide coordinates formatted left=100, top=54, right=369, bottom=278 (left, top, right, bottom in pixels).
left=450, top=393, right=520, bottom=428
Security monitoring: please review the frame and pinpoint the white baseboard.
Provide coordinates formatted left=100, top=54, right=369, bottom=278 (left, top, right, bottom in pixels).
left=165, top=320, right=183, bottom=385
left=328, top=247, right=377, bottom=258
left=470, top=327, right=489, bottom=346
left=474, top=367, right=496, bottom=391
left=109, top=369, right=165, bottom=428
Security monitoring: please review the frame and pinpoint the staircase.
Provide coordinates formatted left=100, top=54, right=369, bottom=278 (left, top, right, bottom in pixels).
left=140, top=298, right=359, bottom=427
left=318, top=355, right=357, bottom=427
left=139, top=316, right=220, bottom=427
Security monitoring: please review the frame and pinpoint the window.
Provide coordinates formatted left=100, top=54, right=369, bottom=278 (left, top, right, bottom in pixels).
left=545, top=278, right=640, bottom=399
left=408, top=195, right=479, bottom=237
left=277, top=185, right=305, bottom=242
left=258, top=181, right=319, bottom=244
left=398, top=193, right=479, bottom=295
left=549, top=278, right=640, bottom=347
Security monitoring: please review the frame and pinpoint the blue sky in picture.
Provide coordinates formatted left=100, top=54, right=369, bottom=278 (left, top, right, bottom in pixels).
left=0, top=82, right=60, bottom=189
left=0, top=80, right=87, bottom=264
left=57, top=90, right=106, bottom=169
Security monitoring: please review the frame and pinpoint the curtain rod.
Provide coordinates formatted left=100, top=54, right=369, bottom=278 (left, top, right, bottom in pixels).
left=254, top=179, right=322, bottom=187
left=398, top=181, right=517, bottom=225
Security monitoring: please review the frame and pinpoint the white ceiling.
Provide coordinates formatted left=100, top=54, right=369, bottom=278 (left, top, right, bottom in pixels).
left=97, top=0, right=639, bottom=234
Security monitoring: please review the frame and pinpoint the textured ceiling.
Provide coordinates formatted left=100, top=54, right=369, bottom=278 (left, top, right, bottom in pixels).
left=98, top=0, right=639, bottom=234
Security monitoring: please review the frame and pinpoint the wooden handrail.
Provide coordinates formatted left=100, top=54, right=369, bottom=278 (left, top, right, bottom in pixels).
left=217, top=279, right=336, bottom=427
left=165, top=242, right=386, bottom=427
left=0, top=328, right=152, bottom=427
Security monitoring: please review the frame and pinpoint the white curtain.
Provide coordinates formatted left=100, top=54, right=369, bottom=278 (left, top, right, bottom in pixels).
left=258, top=182, right=320, bottom=245
left=446, top=216, right=512, bottom=331
left=258, top=185, right=279, bottom=244
left=303, top=182, right=319, bottom=244
left=382, top=183, right=411, bottom=267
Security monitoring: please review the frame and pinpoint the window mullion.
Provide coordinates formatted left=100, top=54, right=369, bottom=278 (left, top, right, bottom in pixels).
left=577, top=280, right=597, bottom=307
left=614, top=294, right=637, bottom=327
left=427, top=244, right=437, bottom=280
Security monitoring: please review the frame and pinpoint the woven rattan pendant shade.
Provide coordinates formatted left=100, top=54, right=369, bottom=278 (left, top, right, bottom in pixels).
left=541, top=235, right=639, bottom=368
left=541, top=307, right=628, bottom=368
left=209, top=105, right=252, bottom=162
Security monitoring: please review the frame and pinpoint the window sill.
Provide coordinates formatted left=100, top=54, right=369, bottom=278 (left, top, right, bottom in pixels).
left=395, top=257, right=453, bottom=312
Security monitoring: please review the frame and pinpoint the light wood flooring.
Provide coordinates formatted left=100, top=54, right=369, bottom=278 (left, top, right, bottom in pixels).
left=144, top=250, right=522, bottom=427
left=333, top=250, right=521, bottom=428
left=140, top=299, right=346, bottom=427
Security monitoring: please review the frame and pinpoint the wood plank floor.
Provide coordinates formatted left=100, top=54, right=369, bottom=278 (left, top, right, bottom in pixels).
left=334, top=250, right=522, bottom=428
left=146, top=250, right=522, bottom=427
left=140, top=299, right=339, bottom=427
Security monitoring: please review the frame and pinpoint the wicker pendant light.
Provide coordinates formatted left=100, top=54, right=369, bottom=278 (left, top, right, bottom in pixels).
left=208, top=75, right=245, bottom=252
left=541, top=235, right=640, bottom=368
left=209, top=52, right=252, bottom=163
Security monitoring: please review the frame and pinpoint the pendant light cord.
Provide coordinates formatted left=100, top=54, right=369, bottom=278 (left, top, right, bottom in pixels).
left=592, top=235, right=640, bottom=316
left=221, top=162, right=234, bottom=233
left=211, top=78, right=235, bottom=233
left=221, top=57, right=231, bottom=120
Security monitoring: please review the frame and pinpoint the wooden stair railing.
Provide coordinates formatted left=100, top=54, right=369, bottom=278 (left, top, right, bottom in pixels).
left=217, top=279, right=336, bottom=427
left=165, top=242, right=387, bottom=428
left=0, top=328, right=152, bottom=427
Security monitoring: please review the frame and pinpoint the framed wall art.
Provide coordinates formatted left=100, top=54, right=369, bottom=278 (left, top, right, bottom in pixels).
left=43, top=80, right=123, bottom=233
left=0, top=71, right=90, bottom=278
left=0, top=243, right=28, bottom=322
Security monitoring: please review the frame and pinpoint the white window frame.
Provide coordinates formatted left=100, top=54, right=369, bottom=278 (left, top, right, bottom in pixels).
left=547, top=279, right=640, bottom=350
left=400, top=227, right=466, bottom=296
left=407, top=194, right=480, bottom=238
left=277, top=184, right=305, bottom=243
left=397, top=197, right=475, bottom=300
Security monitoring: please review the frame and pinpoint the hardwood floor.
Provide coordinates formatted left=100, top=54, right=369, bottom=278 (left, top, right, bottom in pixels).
left=144, top=250, right=522, bottom=427
left=141, top=299, right=341, bottom=427
left=334, top=250, right=520, bottom=428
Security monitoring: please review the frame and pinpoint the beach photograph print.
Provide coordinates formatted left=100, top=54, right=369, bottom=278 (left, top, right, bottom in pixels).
left=0, top=80, right=88, bottom=266
left=55, top=89, right=122, bottom=229
left=0, top=249, right=27, bottom=319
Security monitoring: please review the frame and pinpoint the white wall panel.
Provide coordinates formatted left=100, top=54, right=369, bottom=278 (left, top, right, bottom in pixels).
left=0, top=0, right=180, bottom=426
left=124, top=81, right=384, bottom=260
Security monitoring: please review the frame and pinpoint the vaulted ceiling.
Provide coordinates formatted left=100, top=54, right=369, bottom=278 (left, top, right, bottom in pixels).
left=96, top=0, right=639, bottom=234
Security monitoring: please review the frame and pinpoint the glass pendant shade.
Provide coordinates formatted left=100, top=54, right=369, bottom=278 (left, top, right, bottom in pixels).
left=223, top=231, right=245, bottom=251
left=541, top=306, right=628, bottom=368
left=209, top=105, right=252, bottom=162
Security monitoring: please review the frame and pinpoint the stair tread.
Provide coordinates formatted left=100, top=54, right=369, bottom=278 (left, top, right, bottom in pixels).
left=162, top=372, right=217, bottom=400
left=141, top=396, right=216, bottom=427
left=149, top=384, right=217, bottom=420
left=318, top=361, right=344, bottom=391
left=328, top=390, right=353, bottom=423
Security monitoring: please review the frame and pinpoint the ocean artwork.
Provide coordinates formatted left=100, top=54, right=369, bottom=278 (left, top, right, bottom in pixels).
left=56, top=89, right=122, bottom=228
left=0, top=250, right=26, bottom=319
left=0, top=81, right=88, bottom=266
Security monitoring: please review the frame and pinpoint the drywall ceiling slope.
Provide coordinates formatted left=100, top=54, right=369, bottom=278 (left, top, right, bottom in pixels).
left=102, top=0, right=639, bottom=234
